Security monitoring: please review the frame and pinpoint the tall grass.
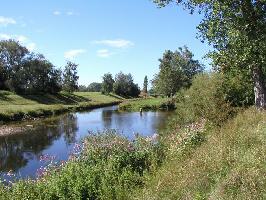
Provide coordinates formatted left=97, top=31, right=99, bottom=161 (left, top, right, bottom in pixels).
left=134, top=108, right=266, bottom=200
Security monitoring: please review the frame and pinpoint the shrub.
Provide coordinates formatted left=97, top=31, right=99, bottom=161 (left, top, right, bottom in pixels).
left=174, top=73, right=235, bottom=126
left=0, top=131, right=162, bottom=200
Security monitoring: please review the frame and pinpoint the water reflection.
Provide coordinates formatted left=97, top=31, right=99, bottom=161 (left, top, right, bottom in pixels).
left=0, top=106, right=172, bottom=179
left=0, top=113, right=78, bottom=173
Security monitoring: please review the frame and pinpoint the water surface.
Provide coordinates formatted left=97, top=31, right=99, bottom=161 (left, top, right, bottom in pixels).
left=0, top=106, right=172, bottom=179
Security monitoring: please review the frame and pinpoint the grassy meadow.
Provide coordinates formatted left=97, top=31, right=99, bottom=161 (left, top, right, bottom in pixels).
left=118, top=97, right=176, bottom=111
left=0, top=91, right=123, bottom=122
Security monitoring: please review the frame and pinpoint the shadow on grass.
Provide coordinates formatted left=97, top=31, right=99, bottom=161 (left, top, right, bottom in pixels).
left=21, top=93, right=91, bottom=105
left=0, top=94, right=12, bottom=101
left=108, top=93, right=125, bottom=100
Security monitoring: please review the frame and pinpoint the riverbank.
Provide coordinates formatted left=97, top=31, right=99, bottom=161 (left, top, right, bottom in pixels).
left=0, top=91, right=123, bottom=123
left=118, top=97, right=176, bottom=111
left=0, top=108, right=265, bottom=199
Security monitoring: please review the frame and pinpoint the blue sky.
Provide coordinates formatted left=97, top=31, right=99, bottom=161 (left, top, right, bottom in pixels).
left=0, top=0, right=211, bottom=87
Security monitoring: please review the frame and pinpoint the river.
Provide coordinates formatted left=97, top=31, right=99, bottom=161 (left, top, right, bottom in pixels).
left=0, top=105, right=173, bottom=180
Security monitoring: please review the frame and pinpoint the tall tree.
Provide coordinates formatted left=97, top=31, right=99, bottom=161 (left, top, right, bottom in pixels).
left=101, top=73, right=114, bottom=94
left=0, top=40, right=29, bottom=90
left=153, top=0, right=266, bottom=109
left=152, top=47, right=203, bottom=96
left=143, top=76, right=148, bottom=94
left=62, top=61, right=79, bottom=93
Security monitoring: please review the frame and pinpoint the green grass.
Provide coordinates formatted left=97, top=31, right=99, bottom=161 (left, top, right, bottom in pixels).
left=0, top=91, right=123, bottom=122
left=118, top=97, right=176, bottom=111
left=0, top=104, right=265, bottom=199
left=133, top=108, right=266, bottom=200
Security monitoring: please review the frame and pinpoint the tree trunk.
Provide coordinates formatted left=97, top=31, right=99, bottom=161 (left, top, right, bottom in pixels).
left=252, top=66, right=266, bottom=109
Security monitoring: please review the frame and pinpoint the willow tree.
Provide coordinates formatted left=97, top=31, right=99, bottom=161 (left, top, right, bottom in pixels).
left=154, top=0, right=266, bottom=109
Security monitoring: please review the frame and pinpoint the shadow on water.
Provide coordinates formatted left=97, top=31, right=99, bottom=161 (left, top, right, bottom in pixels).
left=0, top=113, right=78, bottom=173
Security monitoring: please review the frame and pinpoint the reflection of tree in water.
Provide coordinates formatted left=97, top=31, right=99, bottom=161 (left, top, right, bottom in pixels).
left=60, top=114, right=78, bottom=144
left=101, top=110, right=113, bottom=129
left=0, top=113, right=78, bottom=173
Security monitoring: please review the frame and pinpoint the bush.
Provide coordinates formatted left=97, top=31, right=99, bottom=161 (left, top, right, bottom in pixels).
left=174, top=73, right=235, bottom=125
left=0, top=131, right=162, bottom=200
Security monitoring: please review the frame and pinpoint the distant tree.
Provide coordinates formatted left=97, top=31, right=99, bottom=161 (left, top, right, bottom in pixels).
left=113, top=72, right=140, bottom=97
left=152, top=46, right=203, bottom=96
left=88, top=82, right=102, bottom=92
left=62, top=61, right=79, bottom=93
left=143, top=76, right=148, bottom=94
left=78, top=85, right=88, bottom=92
left=101, top=73, right=114, bottom=94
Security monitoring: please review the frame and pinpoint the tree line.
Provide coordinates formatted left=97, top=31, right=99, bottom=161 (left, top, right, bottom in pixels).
left=0, top=39, right=142, bottom=97
left=0, top=40, right=79, bottom=94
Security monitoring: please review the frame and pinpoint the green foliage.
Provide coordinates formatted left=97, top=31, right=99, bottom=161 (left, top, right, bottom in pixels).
left=152, top=46, right=204, bottom=96
left=101, top=73, right=114, bottom=94
left=62, top=61, right=79, bottom=93
left=142, top=76, right=148, bottom=94
left=221, top=68, right=254, bottom=107
left=0, top=40, right=62, bottom=94
left=175, top=73, right=235, bottom=125
left=113, top=72, right=140, bottom=97
left=87, top=82, right=102, bottom=92
left=0, top=132, right=161, bottom=200
left=153, top=0, right=266, bottom=108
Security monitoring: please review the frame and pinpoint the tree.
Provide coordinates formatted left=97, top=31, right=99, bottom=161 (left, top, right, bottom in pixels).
left=113, top=72, right=140, bottom=97
left=143, top=76, right=148, bottom=94
left=101, top=73, right=114, bottom=94
left=88, top=82, right=102, bottom=92
left=154, top=0, right=266, bottom=109
left=0, top=40, right=29, bottom=90
left=152, top=47, right=203, bottom=96
left=62, top=61, right=79, bottom=93
left=78, top=85, right=88, bottom=92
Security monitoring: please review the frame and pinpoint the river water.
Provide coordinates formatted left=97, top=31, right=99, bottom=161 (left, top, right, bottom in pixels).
left=0, top=105, right=172, bottom=180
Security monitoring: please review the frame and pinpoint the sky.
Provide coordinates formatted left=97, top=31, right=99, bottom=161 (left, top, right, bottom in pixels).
left=0, top=0, right=212, bottom=87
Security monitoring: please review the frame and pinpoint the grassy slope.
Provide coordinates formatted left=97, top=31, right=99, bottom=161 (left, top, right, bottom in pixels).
left=135, top=108, right=266, bottom=200
left=118, top=97, right=175, bottom=111
left=0, top=91, right=123, bottom=122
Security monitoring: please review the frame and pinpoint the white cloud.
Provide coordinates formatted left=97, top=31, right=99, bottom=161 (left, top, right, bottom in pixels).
left=53, top=11, right=78, bottom=16
left=66, top=11, right=74, bottom=16
left=0, top=16, right=16, bottom=27
left=64, top=49, right=86, bottom=60
left=53, top=11, right=61, bottom=16
left=27, top=43, right=36, bottom=51
left=0, top=33, right=36, bottom=51
left=97, top=49, right=113, bottom=58
left=16, top=35, right=28, bottom=43
left=94, top=39, right=134, bottom=48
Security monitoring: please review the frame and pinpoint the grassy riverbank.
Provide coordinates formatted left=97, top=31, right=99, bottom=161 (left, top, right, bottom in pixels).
left=0, top=76, right=265, bottom=199
left=133, top=108, right=266, bottom=199
left=0, top=91, right=123, bottom=122
left=118, top=97, right=176, bottom=111
left=0, top=108, right=265, bottom=200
